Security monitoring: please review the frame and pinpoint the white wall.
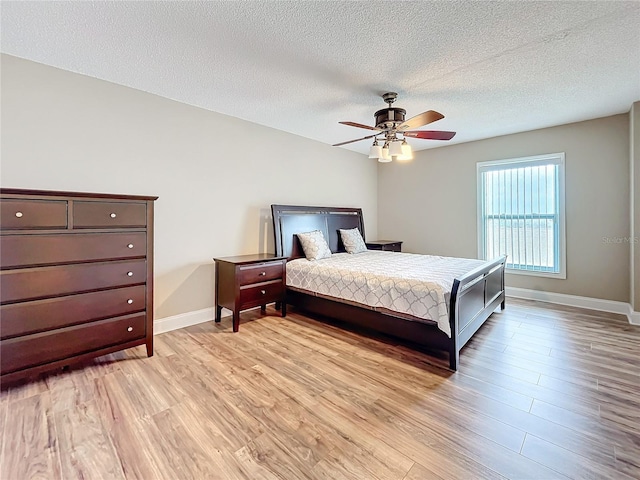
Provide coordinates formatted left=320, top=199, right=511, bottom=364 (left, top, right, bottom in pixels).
left=378, top=114, right=630, bottom=303
left=0, top=54, right=377, bottom=319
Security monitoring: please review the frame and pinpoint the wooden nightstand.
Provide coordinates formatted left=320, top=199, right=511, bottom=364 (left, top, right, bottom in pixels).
left=213, top=254, right=287, bottom=332
left=366, top=240, right=403, bottom=252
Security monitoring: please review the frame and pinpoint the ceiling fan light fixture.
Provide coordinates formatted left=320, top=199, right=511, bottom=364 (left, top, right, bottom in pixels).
left=380, top=144, right=391, bottom=162
left=368, top=139, right=382, bottom=159
left=397, top=139, right=413, bottom=161
left=389, top=140, right=403, bottom=157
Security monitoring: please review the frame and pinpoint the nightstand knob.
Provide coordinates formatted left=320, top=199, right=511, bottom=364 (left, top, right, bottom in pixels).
left=15, top=211, right=23, bottom=218
left=128, top=243, right=134, bottom=249
left=127, top=271, right=133, bottom=277
left=259, top=271, right=266, bottom=276
left=110, top=213, right=117, bottom=218
left=127, top=326, right=133, bottom=332
left=261, top=290, right=266, bottom=295
left=127, top=299, right=133, bottom=304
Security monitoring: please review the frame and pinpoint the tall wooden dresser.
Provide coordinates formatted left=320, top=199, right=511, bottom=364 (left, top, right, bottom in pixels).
left=0, top=188, right=157, bottom=385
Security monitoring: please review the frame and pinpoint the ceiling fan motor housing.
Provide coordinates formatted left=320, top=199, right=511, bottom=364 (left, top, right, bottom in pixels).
left=374, top=108, right=406, bottom=129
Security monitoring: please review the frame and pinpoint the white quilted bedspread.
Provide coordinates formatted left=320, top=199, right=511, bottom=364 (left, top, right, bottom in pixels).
left=286, top=251, right=485, bottom=337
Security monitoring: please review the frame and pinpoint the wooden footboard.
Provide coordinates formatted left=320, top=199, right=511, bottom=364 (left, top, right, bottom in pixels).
left=448, top=255, right=507, bottom=370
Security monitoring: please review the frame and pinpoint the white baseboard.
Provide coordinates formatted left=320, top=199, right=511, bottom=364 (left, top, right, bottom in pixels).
left=506, top=287, right=640, bottom=325
left=628, top=309, right=640, bottom=326
left=154, top=307, right=215, bottom=335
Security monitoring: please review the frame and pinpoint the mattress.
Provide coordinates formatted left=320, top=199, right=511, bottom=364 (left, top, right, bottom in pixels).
left=286, top=250, right=485, bottom=337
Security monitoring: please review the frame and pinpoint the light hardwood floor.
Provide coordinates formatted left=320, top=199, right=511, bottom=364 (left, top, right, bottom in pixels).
left=1, top=298, right=639, bottom=479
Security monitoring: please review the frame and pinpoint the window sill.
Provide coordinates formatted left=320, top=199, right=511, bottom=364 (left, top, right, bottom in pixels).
left=505, top=268, right=566, bottom=280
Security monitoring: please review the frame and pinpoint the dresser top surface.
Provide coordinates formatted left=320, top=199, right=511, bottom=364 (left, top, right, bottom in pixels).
left=1, top=188, right=158, bottom=201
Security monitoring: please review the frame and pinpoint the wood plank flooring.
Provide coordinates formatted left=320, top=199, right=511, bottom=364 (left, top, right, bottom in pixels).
left=1, top=298, right=639, bottom=479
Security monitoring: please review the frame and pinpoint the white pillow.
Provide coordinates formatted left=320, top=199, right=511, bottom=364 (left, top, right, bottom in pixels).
left=297, top=230, right=332, bottom=260
left=339, top=228, right=367, bottom=254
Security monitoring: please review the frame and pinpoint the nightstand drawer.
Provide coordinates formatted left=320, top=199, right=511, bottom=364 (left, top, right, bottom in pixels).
left=238, top=261, right=284, bottom=285
left=239, top=280, right=283, bottom=309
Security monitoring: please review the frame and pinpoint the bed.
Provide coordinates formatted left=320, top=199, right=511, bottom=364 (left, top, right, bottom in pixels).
left=271, top=204, right=506, bottom=370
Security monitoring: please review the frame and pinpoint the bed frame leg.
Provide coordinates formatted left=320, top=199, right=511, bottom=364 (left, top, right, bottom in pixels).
left=501, top=299, right=506, bottom=311
left=449, top=346, right=459, bottom=371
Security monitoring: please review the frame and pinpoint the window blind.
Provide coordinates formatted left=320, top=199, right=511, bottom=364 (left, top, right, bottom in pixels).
left=477, top=153, right=566, bottom=278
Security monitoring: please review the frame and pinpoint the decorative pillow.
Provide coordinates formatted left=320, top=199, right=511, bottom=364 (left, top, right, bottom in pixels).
left=297, top=230, right=332, bottom=261
left=339, top=228, right=367, bottom=254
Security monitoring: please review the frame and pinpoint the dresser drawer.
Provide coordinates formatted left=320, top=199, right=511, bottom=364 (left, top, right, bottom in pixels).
left=1, top=232, right=146, bottom=268
left=0, top=199, right=67, bottom=230
left=238, top=261, right=284, bottom=285
left=73, top=201, right=146, bottom=228
left=0, top=259, right=146, bottom=303
left=0, top=313, right=146, bottom=375
left=0, top=285, right=146, bottom=340
left=239, top=280, right=283, bottom=309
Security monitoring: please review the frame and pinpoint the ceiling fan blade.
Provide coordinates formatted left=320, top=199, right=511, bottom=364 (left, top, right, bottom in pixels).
left=403, top=130, right=457, bottom=140
left=332, top=134, right=378, bottom=147
left=339, top=121, right=381, bottom=131
left=398, top=110, right=444, bottom=130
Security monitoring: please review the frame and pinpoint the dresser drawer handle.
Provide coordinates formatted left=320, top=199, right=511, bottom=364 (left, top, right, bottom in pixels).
left=261, top=290, right=266, bottom=295
left=127, top=271, right=133, bottom=277
left=127, top=299, right=133, bottom=304
left=110, top=213, right=117, bottom=218
left=127, top=326, right=133, bottom=332
left=15, top=211, right=23, bottom=218
left=259, top=271, right=266, bottom=276
left=128, top=244, right=134, bottom=249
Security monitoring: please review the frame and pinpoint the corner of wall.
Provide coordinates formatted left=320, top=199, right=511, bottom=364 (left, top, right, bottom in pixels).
left=630, top=102, right=640, bottom=313
left=631, top=103, right=635, bottom=310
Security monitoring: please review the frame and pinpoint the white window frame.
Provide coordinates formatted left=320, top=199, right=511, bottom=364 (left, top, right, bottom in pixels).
left=477, top=153, right=566, bottom=279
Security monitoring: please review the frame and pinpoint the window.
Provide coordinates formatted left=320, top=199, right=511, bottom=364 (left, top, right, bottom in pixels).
left=477, top=153, right=566, bottom=278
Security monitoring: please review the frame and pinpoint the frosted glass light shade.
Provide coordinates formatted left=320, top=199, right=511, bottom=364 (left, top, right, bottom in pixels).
left=369, top=144, right=383, bottom=158
left=381, top=146, right=391, bottom=161
left=389, top=140, right=403, bottom=156
left=378, top=156, right=392, bottom=163
left=397, top=141, right=413, bottom=161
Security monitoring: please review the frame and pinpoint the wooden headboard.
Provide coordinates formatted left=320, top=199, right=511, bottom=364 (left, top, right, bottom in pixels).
left=271, top=205, right=365, bottom=260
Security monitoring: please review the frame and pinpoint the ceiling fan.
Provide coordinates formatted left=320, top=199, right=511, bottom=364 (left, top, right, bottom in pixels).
left=333, top=92, right=456, bottom=162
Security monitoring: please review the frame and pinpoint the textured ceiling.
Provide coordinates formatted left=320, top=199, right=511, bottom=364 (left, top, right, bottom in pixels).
left=2, top=1, right=639, bottom=154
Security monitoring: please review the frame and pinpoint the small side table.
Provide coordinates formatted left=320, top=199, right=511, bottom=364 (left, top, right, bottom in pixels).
left=213, top=254, right=287, bottom=332
left=366, top=240, right=403, bottom=252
